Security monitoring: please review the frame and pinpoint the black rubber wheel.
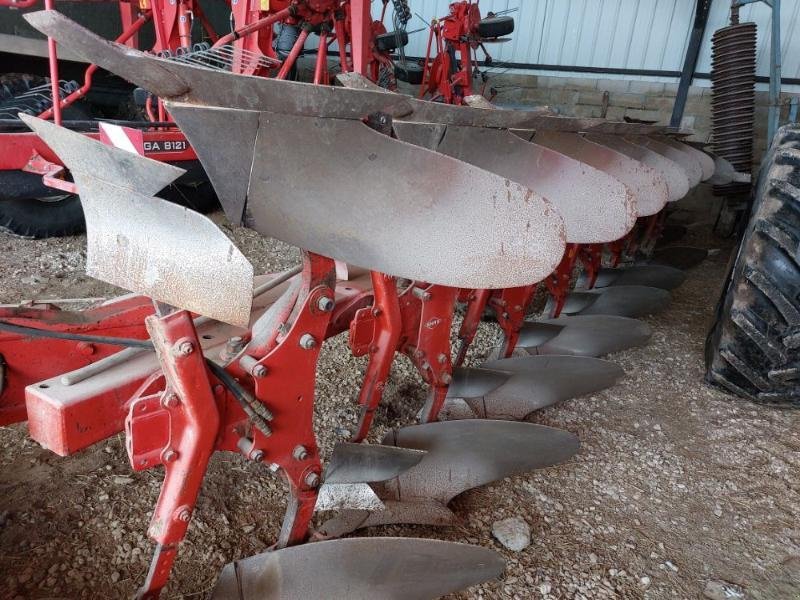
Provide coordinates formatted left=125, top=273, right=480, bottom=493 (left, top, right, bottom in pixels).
left=157, top=181, right=220, bottom=214
left=0, top=195, right=85, bottom=238
left=395, top=62, right=424, bottom=85
left=477, top=15, right=514, bottom=38
left=705, top=123, right=800, bottom=405
left=375, top=30, right=409, bottom=52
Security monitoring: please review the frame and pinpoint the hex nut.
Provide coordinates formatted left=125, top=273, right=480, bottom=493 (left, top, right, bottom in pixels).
left=317, top=296, right=335, bottom=312
left=299, top=334, right=317, bottom=350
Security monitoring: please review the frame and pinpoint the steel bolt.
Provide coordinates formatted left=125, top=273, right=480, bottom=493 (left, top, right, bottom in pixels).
left=304, top=471, right=320, bottom=488
left=77, top=342, right=95, bottom=356
left=251, top=449, right=265, bottom=462
left=226, top=336, right=245, bottom=355
left=175, top=508, right=192, bottom=523
left=175, top=340, right=194, bottom=356
left=299, top=334, right=317, bottom=350
left=317, top=296, right=335, bottom=312
left=252, top=364, right=268, bottom=378
left=162, top=449, right=178, bottom=463
left=441, top=372, right=452, bottom=385
left=293, top=445, right=309, bottom=461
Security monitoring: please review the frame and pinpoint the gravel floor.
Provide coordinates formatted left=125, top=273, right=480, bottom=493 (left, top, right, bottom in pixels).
left=1, top=201, right=799, bottom=600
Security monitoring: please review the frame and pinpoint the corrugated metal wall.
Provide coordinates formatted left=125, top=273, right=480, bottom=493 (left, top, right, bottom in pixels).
left=394, top=1, right=800, bottom=83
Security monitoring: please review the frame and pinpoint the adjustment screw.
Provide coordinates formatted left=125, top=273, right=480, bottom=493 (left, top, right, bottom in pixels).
left=162, top=449, right=178, bottom=463
left=226, top=336, right=245, bottom=354
left=293, top=445, right=309, bottom=461
left=299, top=334, right=317, bottom=350
left=162, top=393, right=180, bottom=408
left=304, top=471, right=320, bottom=488
left=317, top=296, right=335, bottom=312
left=175, top=340, right=194, bottom=356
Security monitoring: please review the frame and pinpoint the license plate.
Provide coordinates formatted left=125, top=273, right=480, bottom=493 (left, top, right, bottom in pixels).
left=143, top=140, right=190, bottom=154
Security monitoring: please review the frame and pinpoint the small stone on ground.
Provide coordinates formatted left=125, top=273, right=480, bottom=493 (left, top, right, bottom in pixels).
left=492, top=517, right=531, bottom=552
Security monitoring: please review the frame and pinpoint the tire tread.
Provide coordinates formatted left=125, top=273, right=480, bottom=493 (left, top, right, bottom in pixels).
left=706, top=123, right=800, bottom=406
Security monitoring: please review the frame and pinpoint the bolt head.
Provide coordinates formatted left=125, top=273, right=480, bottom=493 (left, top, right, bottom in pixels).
left=317, top=296, right=335, bottom=312
left=252, top=364, right=268, bottom=378
left=299, top=334, right=317, bottom=350
left=175, top=340, right=194, bottom=356
left=441, top=372, right=453, bottom=385
left=176, top=508, right=191, bottom=523
left=77, top=342, right=95, bottom=356
left=304, top=471, right=320, bottom=488
left=251, top=450, right=265, bottom=462
left=162, top=449, right=178, bottom=463
left=293, top=445, right=309, bottom=461
left=162, top=393, right=180, bottom=408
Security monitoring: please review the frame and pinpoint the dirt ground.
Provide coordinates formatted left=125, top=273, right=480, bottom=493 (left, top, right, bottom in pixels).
left=1, top=199, right=799, bottom=600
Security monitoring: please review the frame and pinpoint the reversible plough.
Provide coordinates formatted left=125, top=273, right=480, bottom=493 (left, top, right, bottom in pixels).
left=0, top=2, right=745, bottom=598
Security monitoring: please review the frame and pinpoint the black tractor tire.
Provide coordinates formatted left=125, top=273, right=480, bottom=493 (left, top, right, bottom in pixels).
left=705, top=123, right=800, bottom=406
left=395, top=62, right=424, bottom=85
left=477, top=15, right=514, bottom=38
left=0, top=196, right=85, bottom=238
left=375, top=30, right=409, bottom=52
left=158, top=181, right=220, bottom=214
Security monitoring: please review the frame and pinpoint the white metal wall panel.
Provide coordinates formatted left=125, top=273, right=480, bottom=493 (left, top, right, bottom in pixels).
left=392, top=0, right=800, bottom=81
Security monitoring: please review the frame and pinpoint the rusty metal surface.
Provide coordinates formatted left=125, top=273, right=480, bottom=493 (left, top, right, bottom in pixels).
left=581, top=264, right=687, bottom=290
left=379, top=420, right=579, bottom=504
left=628, top=135, right=702, bottom=188
left=528, top=131, right=668, bottom=217
left=393, top=122, right=635, bottom=244
left=166, top=102, right=566, bottom=289
left=21, top=115, right=254, bottom=327
left=515, top=315, right=652, bottom=357
left=28, top=12, right=670, bottom=136
left=586, top=134, right=690, bottom=202
left=556, top=285, right=671, bottom=318
left=211, top=537, right=505, bottom=600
